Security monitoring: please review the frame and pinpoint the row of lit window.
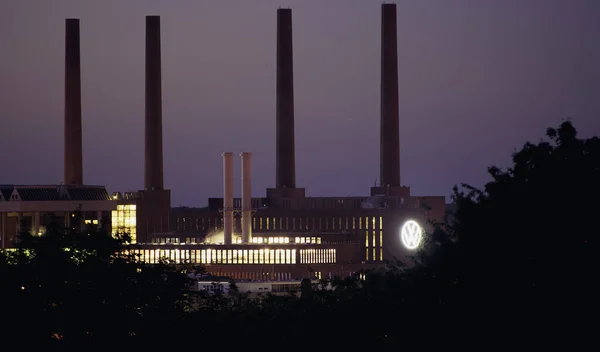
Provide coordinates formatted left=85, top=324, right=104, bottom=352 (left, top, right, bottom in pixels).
left=209, top=272, right=295, bottom=281
left=298, top=249, right=336, bottom=264
left=175, top=216, right=384, bottom=233
left=254, top=216, right=383, bottom=231
left=250, top=236, right=322, bottom=244
left=128, top=248, right=338, bottom=265
left=131, top=248, right=297, bottom=265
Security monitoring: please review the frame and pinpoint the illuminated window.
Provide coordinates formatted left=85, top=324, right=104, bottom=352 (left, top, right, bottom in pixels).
left=111, top=204, right=137, bottom=243
left=379, top=216, right=383, bottom=230
left=380, top=231, right=383, bottom=247
left=266, top=217, right=270, bottom=230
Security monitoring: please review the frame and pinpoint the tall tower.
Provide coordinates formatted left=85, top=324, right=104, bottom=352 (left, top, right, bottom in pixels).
left=372, top=3, right=409, bottom=197
left=268, top=8, right=305, bottom=201
left=64, top=18, right=83, bottom=185
left=380, top=3, right=400, bottom=189
left=145, top=15, right=164, bottom=191
left=275, top=8, right=296, bottom=189
left=133, top=15, right=171, bottom=244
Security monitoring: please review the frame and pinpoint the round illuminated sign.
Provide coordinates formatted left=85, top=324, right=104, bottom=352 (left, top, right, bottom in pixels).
left=400, top=220, right=423, bottom=250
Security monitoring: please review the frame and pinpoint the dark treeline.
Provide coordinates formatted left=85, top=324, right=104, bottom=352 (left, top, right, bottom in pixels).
left=1, top=120, right=597, bottom=350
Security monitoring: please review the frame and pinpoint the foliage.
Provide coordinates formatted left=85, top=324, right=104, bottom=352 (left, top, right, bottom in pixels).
left=421, top=119, right=599, bottom=322
left=0, top=219, right=200, bottom=349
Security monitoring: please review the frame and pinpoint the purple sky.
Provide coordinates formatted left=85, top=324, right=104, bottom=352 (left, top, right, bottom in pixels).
left=1, top=0, right=599, bottom=207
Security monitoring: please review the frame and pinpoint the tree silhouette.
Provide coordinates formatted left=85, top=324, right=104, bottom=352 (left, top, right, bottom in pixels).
left=431, top=120, right=598, bottom=314
left=0, top=220, right=198, bottom=349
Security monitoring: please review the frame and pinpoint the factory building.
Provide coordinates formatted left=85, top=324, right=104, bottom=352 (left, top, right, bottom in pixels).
left=3, top=4, right=446, bottom=282
left=140, top=4, right=446, bottom=280
left=0, top=17, right=170, bottom=248
left=108, top=15, right=172, bottom=245
left=0, top=19, right=116, bottom=249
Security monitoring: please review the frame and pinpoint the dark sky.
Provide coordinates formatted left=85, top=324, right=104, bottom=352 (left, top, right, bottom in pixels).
left=1, top=0, right=599, bottom=207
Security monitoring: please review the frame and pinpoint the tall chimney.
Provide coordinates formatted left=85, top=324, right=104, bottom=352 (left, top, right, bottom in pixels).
left=222, top=152, right=234, bottom=245
left=380, top=4, right=400, bottom=188
left=275, top=8, right=296, bottom=189
left=145, top=15, right=164, bottom=191
left=64, top=18, right=83, bottom=185
left=240, top=152, right=252, bottom=243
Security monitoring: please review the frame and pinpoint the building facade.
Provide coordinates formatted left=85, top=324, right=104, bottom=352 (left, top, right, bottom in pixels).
left=0, top=185, right=116, bottom=248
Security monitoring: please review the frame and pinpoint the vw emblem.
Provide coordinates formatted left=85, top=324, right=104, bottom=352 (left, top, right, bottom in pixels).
left=400, top=220, right=422, bottom=250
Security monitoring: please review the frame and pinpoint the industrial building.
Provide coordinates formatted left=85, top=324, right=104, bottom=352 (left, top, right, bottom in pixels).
left=2, top=4, right=446, bottom=282
left=0, top=19, right=116, bottom=248
left=133, top=4, right=445, bottom=280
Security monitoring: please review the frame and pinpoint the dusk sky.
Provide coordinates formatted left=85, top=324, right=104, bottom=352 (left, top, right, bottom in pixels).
left=1, top=0, right=599, bottom=207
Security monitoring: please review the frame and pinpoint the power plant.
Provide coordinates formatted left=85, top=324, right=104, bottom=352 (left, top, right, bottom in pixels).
left=0, top=4, right=445, bottom=281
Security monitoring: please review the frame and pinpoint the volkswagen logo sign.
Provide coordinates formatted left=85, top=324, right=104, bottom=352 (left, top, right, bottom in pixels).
left=400, top=220, right=422, bottom=250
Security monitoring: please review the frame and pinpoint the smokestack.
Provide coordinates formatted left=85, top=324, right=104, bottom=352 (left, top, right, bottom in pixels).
left=240, top=152, right=252, bottom=243
left=64, top=18, right=83, bottom=185
left=145, top=15, right=164, bottom=191
left=380, top=4, right=400, bottom=188
left=222, top=152, right=234, bottom=245
left=275, top=8, right=296, bottom=189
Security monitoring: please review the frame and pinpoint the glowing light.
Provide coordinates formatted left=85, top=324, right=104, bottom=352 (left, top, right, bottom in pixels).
left=111, top=204, right=137, bottom=243
left=400, top=220, right=422, bottom=250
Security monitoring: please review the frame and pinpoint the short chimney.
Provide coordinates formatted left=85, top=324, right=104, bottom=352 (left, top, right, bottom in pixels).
left=240, top=152, right=253, bottom=243
left=222, top=152, right=234, bottom=245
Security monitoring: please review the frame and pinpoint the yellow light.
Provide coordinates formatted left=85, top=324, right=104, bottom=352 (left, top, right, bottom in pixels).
left=112, top=203, right=137, bottom=243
